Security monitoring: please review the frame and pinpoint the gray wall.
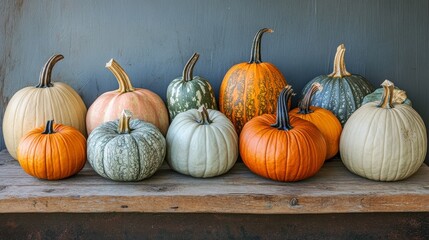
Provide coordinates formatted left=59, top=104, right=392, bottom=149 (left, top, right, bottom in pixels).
left=1, top=0, right=428, bottom=162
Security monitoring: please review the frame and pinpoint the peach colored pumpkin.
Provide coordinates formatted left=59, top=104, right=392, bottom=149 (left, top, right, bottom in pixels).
left=86, top=59, right=169, bottom=135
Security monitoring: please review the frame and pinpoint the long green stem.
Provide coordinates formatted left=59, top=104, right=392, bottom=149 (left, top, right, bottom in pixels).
left=271, top=86, right=295, bottom=130
left=183, top=53, right=199, bottom=82
left=249, top=28, right=273, bottom=63
left=36, top=54, right=64, bottom=88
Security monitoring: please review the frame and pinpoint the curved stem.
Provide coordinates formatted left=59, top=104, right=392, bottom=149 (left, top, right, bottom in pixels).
left=198, top=106, right=212, bottom=125
left=377, top=80, right=395, bottom=109
left=328, top=44, right=351, bottom=78
left=42, top=120, right=56, bottom=134
left=298, top=83, right=323, bottom=114
left=271, top=85, right=295, bottom=130
left=249, top=28, right=273, bottom=63
left=106, top=59, right=135, bottom=93
left=36, top=54, right=64, bottom=88
left=118, top=110, right=132, bottom=134
left=183, top=53, right=199, bottom=82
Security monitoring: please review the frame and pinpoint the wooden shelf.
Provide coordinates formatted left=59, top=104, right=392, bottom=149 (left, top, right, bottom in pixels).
left=0, top=150, right=428, bottom=214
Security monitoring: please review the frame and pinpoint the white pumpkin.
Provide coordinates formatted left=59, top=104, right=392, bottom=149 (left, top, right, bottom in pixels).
left=166, top=106, right=238, bottom=178
left=340, top=80, right=427, bottom=181
left=3, top=54, right=87, bottom=159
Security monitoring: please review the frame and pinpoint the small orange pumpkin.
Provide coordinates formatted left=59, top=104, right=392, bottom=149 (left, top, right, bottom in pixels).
left=240, top=86, right=326, bottom=182
left=289, top=83, right=342, bottom=160
left=17, top=120, right=86, bottom=180
left=219, top=28, right=287, bottom=135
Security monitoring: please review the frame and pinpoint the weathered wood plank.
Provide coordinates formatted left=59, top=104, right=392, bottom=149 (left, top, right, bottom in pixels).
left=0, top=150, right=428, bottom=214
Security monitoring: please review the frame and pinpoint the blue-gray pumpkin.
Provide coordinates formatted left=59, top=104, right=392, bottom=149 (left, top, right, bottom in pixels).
left=302, top=44, right=374, bottom=125
left=166, top=52, right=217, bottom=122
left=362, top=86, right=412, bottom=106
left=87, top=110, right=166, bottom=181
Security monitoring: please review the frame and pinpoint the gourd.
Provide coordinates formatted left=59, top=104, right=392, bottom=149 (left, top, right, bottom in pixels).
left=87, top=110, right=166, bottom=181
left=166, top=52, right=217, bottom=121
left=166, top=106, right=238, bottom=178
left=290, top=82, right=342, bottom=160
left=301, top=44, right=374, bottom=125
left=240, top=86, right=326, bottom=182
left=219, top=28, right=287, bottom=135
left=86, top=59, right=169, bottom=135
left=340, top=80, right=427, bottom=181
left=17, top=120, right=86, bottom=180
left=362, top=86, right=412, bottom=106
left=3, top=54, right=87, bottom=159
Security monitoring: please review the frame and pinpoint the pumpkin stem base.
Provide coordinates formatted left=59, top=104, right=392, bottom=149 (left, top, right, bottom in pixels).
left=42, top=120, right=56, bottom=134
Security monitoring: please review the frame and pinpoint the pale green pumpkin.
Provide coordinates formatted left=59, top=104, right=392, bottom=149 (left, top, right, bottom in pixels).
left=340, top=80, right=427, bottom=181
left=166, top=106, right=238, bottom=178
left=87, top=110, right=166, bottom=181
left=166, top=53, right=217, bottom=121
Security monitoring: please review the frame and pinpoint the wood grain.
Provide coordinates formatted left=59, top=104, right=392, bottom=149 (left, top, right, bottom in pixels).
left=0, top=150, right=428, bottom=214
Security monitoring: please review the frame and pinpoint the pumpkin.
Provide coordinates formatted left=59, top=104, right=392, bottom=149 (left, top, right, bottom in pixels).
left=340, top=80, right=427, bottom=181
left=290, top=82, right=342, bottom=160
left=301, top=44, right=374, bottom=125
left=166, top=106, right=238, bottom=178
left=240, top=86, right=326, bottom=182
left=219, top=28, right=287, bottom=135
left=362, top=86, right=412, bottom=106
left=86, top=59, right=169, bottom=135
left=87, top=110, right=166, bottom=181
left=3, top=54, right=87, bottom=159
left=166, top=52, right=217, bottom=121
left=17, top=120, right=86, bottom=180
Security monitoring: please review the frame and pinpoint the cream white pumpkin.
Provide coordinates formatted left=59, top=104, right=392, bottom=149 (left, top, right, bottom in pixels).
left=166, top=107, right=238, bottom=178
left=3, top=54, right=87, bottom=159
left=340, top=80, right=427, bottom=181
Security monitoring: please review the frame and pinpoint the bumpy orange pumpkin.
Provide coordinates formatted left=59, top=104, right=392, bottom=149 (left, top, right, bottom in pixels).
left=290, top=83, right=342, bottom=160
left=86, top=59, right=169, bottom=135
left=17, top=120, right=86, bottom=180
left=219, top=28, right=287, bottom=135
left=240, top=86, right=326, bottom=182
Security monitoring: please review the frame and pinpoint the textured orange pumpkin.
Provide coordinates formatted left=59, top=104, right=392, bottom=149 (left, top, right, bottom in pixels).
left=86, top=59, right=169, bottom=135
left=240, top=86, right=326, bottom=182
left=289, top=83, right=342, bottom=160
left=219, top=28, right=287, bottom=135
left=17, top=120, right=86, bottom=180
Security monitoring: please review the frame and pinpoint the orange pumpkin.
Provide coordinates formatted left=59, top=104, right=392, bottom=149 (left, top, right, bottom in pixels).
left=240, top=86, right=326, bottom=182
left=289, top=83, right=342, bottom=160
left=219, top=28, right=287, bottom=135
left=86, top=59, right=169, bottom=135
left=17, top=120, right=86, bottom=180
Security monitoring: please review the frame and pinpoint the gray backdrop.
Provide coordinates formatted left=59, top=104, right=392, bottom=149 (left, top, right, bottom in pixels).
left=1, top=0, right=428, bottom=163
